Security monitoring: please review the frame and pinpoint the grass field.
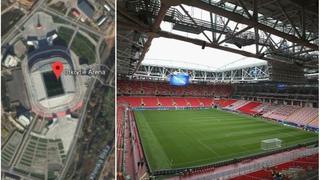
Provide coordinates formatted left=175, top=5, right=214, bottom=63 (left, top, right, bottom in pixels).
left=56, top=27, right=74, bottom=46
left=71, top=32, right=96, bottom=64
left=134, top=109, right=318, bottom=172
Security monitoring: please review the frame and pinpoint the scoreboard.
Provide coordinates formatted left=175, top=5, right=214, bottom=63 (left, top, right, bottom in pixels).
left=169, top=72, right=189, bottom=86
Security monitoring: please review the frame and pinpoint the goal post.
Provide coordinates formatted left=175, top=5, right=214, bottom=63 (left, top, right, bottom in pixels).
left=261, top=138, right=282, bottom=150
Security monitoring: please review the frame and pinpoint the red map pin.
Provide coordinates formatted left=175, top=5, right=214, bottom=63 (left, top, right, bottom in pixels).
left=52, top=61, right=64, bottom=80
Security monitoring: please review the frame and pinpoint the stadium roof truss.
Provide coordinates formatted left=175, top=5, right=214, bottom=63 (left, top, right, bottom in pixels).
left=133, top=62, right=269, bottom=83
left=117, top=0, right=319, bottom=75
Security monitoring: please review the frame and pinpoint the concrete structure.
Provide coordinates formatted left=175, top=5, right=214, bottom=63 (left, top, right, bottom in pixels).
left=13, top=40, right=27, bottom=58
left=47, top=33, right=58, bottom=45
left=24, top=46, right=84, bottom=118
left=97, top=15, right=107, bottom=26
left=26, top=39, right=39, bottom=49
left=17, top=115, right=30, bottom=127
left=2, top=55, right=19, bottom=67
left=20, top=12, right=86, bottom=118
left=23, top=12, right=56, bottom=40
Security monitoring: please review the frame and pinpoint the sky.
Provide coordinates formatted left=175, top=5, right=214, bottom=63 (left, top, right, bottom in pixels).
left=143, top=5, right=268, bottom=71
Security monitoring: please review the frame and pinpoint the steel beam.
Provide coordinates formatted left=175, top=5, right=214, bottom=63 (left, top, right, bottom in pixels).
left=258, top=20, right=279, bottom=54
left=237, top=0, right=252, bottom=19
left=179, top=5, right=213, bottom=43
left=181, top=0, right=318, bottom=50
left=157, top=30, right=280, bottom=62
left=218, top=25, right=252, bottom=44
left=277, top=0, right=302, bottom=39
left=216, top=5, right=238, bottom=42
left=132, top=2, right=170, bottom=74
left=209, top=0, right=216, bottom=42
left=253, top=0, right=259, bottom=54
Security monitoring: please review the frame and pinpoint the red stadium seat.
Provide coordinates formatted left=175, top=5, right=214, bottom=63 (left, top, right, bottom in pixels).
left=237, top=102, right=262, bottom=115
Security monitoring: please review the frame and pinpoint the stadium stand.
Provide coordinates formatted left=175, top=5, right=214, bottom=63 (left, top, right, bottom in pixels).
left=158, top=97, right=174, bottom=106
left=185, top=97, right=201, bottom=107
left=237, top=101, right=262, bottom=115
left=118, top=80, right=234, bottom=97
left=119, top=96, right=218, bottom=108
left=216, top=99, right=237, bottom=107
left=120, top=97, right=141, bottom=107
left=308, top=117, right=319, bottom=128
left=141, top=97, right=158, bottom=107
left=251, top=103, right=274, bottom=114
left=225, top=100, right=249, bottom=110
left=173, top=97, right=188, bottom=107
left=231, top=154, right=318, bottom=180
left=142, top=82, right=156, bottom=95
left=285, top=107, right=319, bottom=126
left=199, top=98, right=214, bottom=107
left=257, top=105, right=320, bottom=128
left=262, top=105, right=301, bottom=121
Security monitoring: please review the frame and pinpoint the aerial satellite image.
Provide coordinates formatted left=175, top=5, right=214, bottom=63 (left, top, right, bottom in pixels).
left=1, top=0, right=115, bottom=179
left=1, top=0, right=319, bottom=180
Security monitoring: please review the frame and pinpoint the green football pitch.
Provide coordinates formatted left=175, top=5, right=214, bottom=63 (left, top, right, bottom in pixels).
left=134, top=109, right=318, bottom=172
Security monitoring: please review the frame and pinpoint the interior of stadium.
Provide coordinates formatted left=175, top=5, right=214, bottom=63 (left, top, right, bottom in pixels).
left=117, top=0, right=319, bottom=179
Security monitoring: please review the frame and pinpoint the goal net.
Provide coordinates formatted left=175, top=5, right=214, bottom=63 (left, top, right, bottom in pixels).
left=261, top=138, right=282, bottom=150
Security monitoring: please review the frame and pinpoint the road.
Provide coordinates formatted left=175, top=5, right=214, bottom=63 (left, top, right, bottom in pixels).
left=68, top=26, right=80, bottom=48
left=40, top=6, right=105, bottom=37
left=107, top=64, right=115, bottom=88
left=96, top=37, right=104, bottom=63
left=2, top=168, right=37, bottom=180
left=1, top=2, right=18, bottom=15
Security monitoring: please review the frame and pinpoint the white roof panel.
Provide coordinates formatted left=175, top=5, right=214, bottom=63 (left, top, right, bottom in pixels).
left=144, top=37, right=266, bottom=72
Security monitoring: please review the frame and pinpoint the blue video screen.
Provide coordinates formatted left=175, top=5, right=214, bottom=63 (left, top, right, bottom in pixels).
left=276, top=83, right=287, bottom=91
left=169, top=73, right=190, bottom=86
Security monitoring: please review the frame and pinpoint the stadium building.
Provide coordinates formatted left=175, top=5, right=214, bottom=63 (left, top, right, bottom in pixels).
left=21, top=12, right=84, bottom=118
left=117, top=0, right=319, bottom=179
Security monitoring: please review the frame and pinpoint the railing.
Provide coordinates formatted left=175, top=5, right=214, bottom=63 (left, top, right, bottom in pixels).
left=198, top=147, right=318, bottom=180
left=150, top=144, right=318, bottom=177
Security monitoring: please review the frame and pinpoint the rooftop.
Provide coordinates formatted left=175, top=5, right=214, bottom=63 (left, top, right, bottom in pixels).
left=144, top=37, right=267, bottom=71
left=77, top=0, right=94, bottom=18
